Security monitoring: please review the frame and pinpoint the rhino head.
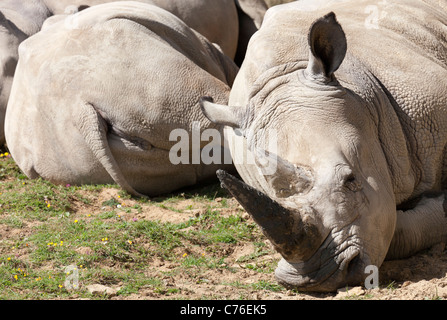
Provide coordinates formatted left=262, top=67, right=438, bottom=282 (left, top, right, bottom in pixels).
left=200, top=12, right=397, bottom=292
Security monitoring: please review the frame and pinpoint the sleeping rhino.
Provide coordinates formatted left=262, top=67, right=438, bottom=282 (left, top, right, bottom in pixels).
left=0, top=0, right=267, bottom=146
left=5, top=1, right=238, bottom=197
left=201, top=0, right=447, bottom=292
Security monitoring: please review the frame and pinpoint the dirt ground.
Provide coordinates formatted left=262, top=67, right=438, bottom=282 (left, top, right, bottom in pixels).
left=90, top=189, right=447, bottom=300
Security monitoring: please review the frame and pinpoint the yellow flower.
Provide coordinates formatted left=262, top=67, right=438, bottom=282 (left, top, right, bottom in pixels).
left=74, top=220, right=78, bottom=223
left=182, top=253, right=188, bottom=258
left=7, top=257, right=11, bottom=261
left=14, top=275, right=18, bottom=280
left=127, top=240, right=132, bottom=245
left=59, top=284, right=63, bottom=288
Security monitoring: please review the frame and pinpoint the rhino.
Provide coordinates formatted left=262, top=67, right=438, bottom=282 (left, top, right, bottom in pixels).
left=5, top=1, right=239, bottom=197
left=0, top=0, right=267, bottom=146
left=200, top=0, right=447, bottom=292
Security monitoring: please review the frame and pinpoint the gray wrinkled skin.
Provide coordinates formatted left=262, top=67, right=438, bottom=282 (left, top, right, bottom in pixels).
left=201, top=0, right=447, bottom=292
left=0, top=0, right=267, bottom=145
left=5, top=2, right=239, bottom=197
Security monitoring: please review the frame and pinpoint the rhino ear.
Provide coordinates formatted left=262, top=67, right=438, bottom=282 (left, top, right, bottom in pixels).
left=306, top=12, right=347, bottom=80
left=199, top=96, right=246, bottom=129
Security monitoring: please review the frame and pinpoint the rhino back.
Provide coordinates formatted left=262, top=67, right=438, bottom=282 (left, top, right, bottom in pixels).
left=5, top=2, right=236, bottom=194
left=233, top=0, right=447, bottom=201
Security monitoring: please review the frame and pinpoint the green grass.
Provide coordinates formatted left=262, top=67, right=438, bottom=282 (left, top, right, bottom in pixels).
left=182, top=209, right=257, bottom=245
left=0, top=152, right=279, bottom=299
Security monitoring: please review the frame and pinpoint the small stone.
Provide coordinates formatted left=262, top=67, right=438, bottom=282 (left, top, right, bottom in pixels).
left=87, top=284, right=120, bottom=297
left=336, top=286, right=365, bottom=298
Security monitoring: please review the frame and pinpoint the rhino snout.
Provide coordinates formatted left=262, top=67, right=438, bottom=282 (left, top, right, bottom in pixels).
left=275, top=245, right=367, bottom=292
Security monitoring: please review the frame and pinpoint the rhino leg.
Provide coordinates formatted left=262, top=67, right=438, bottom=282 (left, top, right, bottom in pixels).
left=75, top=102, right=146, bottom=198
left=386, top=193, right=447, bottom=260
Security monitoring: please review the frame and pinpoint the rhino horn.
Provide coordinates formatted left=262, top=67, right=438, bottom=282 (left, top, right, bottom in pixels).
left=216, top=170, right=321, bottom=262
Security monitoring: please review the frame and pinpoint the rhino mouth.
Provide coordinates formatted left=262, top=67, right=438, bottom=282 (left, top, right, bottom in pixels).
left=274, top=235, right=366, bottom=292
